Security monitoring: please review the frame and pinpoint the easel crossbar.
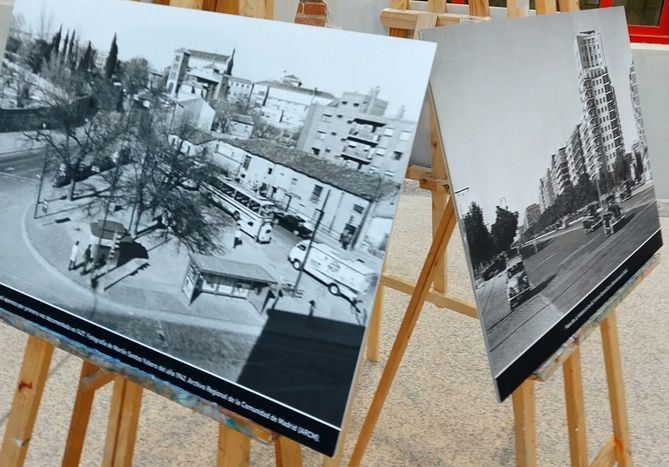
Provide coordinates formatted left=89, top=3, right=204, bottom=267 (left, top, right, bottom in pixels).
left=380, top=273, right=477, bottom=318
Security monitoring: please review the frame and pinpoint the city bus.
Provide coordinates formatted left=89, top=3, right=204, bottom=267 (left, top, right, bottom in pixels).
left=202, top=177, right=276, bottom=243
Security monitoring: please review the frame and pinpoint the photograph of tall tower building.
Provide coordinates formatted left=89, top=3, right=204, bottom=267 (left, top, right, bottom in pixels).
left=424, top=8, right=662, bottom=400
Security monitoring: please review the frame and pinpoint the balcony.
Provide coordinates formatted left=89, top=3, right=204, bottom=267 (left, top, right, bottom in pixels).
left=341, top=148, right=373, bottom=165
left=347, top=129, right=381, bottom=146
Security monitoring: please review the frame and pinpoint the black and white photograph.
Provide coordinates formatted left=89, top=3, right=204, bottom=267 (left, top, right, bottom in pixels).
left=423, top=8, right=663, bottom=400
left=0, top=0, right=435, bottom=453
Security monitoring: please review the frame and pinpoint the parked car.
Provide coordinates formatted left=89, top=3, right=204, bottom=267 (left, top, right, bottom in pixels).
left=276, top=213, right=314, bottom=239
left=52, top=164, right=93, bottom=188
left=506, top=256, right=532, bottom=310
left=481, top=254, right=507, bottom=281
left=582, top=202, right=602, bottom=234
left=91, top=156, right=115, bottom=173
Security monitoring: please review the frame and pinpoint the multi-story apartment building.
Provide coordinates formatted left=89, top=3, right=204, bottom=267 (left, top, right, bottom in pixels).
left=247, top=74, right=334, bottom=131
left=296, top=88, right=415, bottom=178
left=539, top=170, right=556, bottom=212
left=574, top=31, right=625, bottom=178
left=629, top=63, right=652, bottom=181
left=221, top=75, right=254, bottom=106
left=166, top=48, right=234, bottom=100
left=629, top=63, right=647, bottom=154
left=525, top=203, right=541, bottom=229
left=550, top=149, right=572, bottom=196
left=565, top=124, right=587, bottom=183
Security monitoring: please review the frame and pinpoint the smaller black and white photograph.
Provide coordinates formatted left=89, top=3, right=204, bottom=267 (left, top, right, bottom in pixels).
left=0, top=0, right=435, bottom=452
left=423, top=8, right=663, bottom=399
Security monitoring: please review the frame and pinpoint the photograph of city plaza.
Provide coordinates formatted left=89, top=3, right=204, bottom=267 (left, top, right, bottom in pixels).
left=426, top=10, right=662, bottom=393
left=0, top=0, right=434, bottom=428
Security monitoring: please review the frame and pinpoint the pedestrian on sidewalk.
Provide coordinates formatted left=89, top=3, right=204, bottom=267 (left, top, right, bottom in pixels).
left=308, top=299, right=316, bottom=318
left=81, top=244, right=92, bottom=274
left=68, top=241, right=79, bottom=271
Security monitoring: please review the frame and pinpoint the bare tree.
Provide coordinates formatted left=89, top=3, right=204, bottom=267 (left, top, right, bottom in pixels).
left=120, top=57, right=150, bottom=96
left=116, top=106, right=229, bottom=252
left=25, top=62, right=125, bottom=200
left=8, top=68, right=33, bottom=108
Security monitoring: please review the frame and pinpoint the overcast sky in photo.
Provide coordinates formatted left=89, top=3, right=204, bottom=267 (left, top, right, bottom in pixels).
left=10, top=0, right=435, bottom=121
left=423, top=8, right=639, bottom=226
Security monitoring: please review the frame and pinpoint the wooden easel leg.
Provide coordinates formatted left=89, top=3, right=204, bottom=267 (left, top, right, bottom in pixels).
left=0, top=336, right=54, bottom=467
left=349, top=200, right=457, bottom=466
left=274, top=436, right=303, bottom=467
left=563, top=347, right=588, bottom=467
left=600, top=311, right=632, bottom=467
left=430, top=105, right=449, bottom=295
left=217, top=424, right=251, bottom=467
left=512, top=379, right=537, bottom=467
left=62, top=361, right=114, bottom=466
left=102, top=377, right=143, bottom=467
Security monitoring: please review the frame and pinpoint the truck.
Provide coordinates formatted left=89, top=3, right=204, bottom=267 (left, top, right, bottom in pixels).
left=288, top=241, right=375, bottom=302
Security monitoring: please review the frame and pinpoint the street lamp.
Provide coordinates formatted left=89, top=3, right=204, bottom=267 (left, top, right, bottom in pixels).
left=128, top=98, right=152, bottom=234
left=33, top=122, right=48, bottom=219
left=293, top=190, right=331, bottom=295
left=92, top=92, right=135, bottom=282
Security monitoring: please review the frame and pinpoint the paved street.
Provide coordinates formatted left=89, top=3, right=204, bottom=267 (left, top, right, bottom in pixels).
left=0, top=148, right=44, bottom=178
left=476, top=186, right=660, bottom=376
left=222, top=220, right=376, bottom=325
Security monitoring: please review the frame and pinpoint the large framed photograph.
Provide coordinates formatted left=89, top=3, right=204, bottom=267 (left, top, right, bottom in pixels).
left=423, top=8, right=662, bottom=400
left=0, top=0, right=435, bottom=454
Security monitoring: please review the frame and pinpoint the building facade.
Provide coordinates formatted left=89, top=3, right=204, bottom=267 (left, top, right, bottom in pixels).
left=629, top=63, right=652, bottom=181
left=222, top=75, right=254, bottom=106
left=226, top=113, right=254, bottom=139
left=525, top=203, right=541, bottom=229
left=172, top=95, right=216, bottom=132
left=296, top=88, right=415, bottom=178
left=565, top=124, right=587, bottom=184
left=247, top=74, right=335, bottom=131
left=539, top=170, right=556, bottom=212
left=166, top=48, right=234, bottom=100
left=209, top=138, right=400, bottom=251
left=550, top=149, right=572, bottom=196
left=574, top=31, right=625, bottom=178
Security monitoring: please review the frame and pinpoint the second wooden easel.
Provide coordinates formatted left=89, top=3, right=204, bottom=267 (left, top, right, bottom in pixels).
left=354, top=1, right=640, bottom=466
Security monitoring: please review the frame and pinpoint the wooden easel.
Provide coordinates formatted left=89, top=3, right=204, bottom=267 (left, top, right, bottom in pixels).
left=0, top=1, right=321, bottom=466
left=353, top=1, right=642, bottom=466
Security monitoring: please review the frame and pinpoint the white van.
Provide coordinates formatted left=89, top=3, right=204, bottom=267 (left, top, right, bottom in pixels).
left=288, top=241, right=374, bottom=302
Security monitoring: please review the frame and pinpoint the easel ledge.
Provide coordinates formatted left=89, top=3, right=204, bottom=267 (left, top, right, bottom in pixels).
left=533, top=254, right=659, bottom=381
left=0, top=309, right=277, bottom=445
